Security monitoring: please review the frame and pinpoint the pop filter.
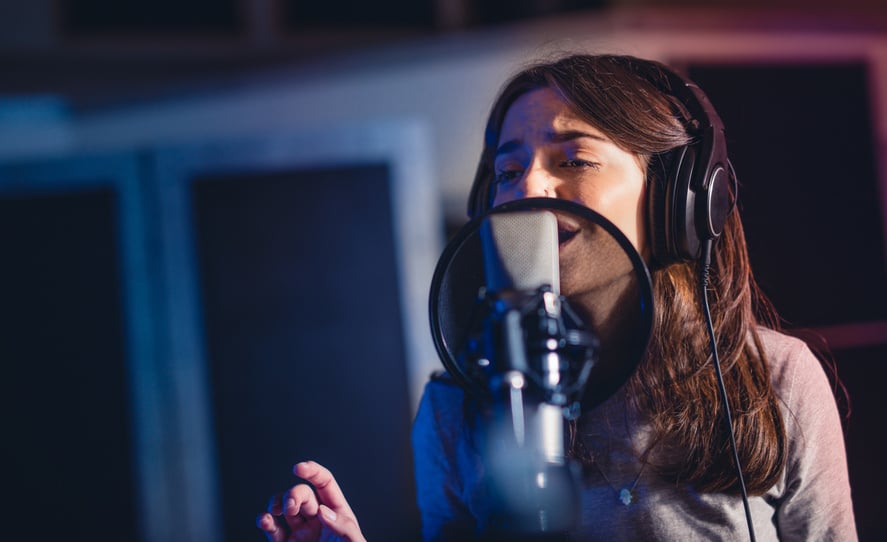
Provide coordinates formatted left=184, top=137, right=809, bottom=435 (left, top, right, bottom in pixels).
left=429, top=198, right=654, bottom=411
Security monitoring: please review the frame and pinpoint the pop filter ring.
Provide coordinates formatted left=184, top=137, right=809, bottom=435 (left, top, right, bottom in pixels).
left=429, top=198, right=655, bottom=410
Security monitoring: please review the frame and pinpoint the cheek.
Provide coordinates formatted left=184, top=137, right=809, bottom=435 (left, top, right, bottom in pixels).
left=617, top=184, right=646, bottom=250
left=491, top=185, right=525, bottom=207
left=575, top=181, right=646, bottom=252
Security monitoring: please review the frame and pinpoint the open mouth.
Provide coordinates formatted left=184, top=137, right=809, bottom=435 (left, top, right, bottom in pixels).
left=557, top=217, right=580, bottom=246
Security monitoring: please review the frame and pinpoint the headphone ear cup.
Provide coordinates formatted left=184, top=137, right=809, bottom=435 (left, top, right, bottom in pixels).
left=468, top=163, right=494, bottom=218
left=672, top=144, right=701, bottom=261
left=647, top=153, right=672, bottom=267
left=649, top=145, right=697, bottom=266
left=701, top=165, right=732, bottom=240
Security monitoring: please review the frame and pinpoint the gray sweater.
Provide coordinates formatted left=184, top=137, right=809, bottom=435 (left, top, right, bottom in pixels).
left=412, top=328, right=857, bottom=541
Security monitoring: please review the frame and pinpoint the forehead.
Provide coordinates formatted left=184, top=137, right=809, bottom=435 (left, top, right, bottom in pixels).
left=499, top=87, right=595, bottom=140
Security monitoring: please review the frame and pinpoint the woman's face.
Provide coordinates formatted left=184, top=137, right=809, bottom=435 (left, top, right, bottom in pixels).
left=491, top=87, right=648, bottom=256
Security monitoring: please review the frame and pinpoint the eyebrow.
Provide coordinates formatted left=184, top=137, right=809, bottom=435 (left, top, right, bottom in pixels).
left=547, top=129, right=609, bottom=144
left=495, top=129, right=609, bottom=157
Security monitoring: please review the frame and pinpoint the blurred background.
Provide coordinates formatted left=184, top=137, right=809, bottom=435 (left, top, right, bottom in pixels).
left=1, top=1, right=885, bottom=541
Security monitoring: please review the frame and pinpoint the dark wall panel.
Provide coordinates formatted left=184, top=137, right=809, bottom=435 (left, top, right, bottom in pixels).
left=284, top=0, right=435, bottom=27
left=191, top=164, right=420, bottom=542
left=828, top=343, right=887, bottom=542
left=688, top=62, right=887, bottom=328
left=0, top=189, right=135, bottom=541
left=62, top=0, right=241, bottom=34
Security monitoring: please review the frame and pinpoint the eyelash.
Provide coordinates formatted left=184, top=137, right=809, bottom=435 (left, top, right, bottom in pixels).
left=494, top=170, right=521, bottom=184
left=560, top=159, right=600, bottom=170
left=494, top=159, right=600, bottom=184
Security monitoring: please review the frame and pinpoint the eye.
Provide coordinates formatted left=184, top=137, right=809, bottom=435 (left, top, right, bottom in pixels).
left=560, top=159, right=600, bottom=170
left=494, top=169, right=523, bottom=185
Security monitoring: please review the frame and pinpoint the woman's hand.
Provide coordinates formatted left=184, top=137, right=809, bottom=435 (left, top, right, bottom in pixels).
left=257, top=461, right=366, bottom=542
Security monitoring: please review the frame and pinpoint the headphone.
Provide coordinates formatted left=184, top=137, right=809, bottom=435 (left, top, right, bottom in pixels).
left=467, top=63, right=735, bottom=266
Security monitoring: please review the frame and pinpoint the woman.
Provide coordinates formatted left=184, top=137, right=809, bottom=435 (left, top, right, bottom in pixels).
left=258, top=54, right=856, bottom=541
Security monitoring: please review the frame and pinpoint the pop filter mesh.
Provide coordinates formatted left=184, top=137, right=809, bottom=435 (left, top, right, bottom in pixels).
left=429, top=198, right=654, bottom=408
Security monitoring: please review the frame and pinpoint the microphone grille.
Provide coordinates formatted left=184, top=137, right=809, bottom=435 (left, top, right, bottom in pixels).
left=481, top=211, right=560, bottom=294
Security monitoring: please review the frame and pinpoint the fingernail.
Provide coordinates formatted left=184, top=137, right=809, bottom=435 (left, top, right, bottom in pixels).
left=320, top=505, right=337, bottom=522
left=285, top=498, right=295, bottom=512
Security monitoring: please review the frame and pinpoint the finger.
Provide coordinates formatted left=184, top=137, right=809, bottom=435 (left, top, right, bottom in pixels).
left=256, top=512, right=287, bottom=542
left=317, top=504, right=366, bottom=542
left=284, top=484, right=319, bottom=531
left=293, top=461, right=352, bottom=513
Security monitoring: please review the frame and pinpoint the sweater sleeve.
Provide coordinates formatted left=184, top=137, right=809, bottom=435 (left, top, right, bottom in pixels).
left=411, top=378, right=481, bottom=542
left=770, top=334, right=857, bottom=541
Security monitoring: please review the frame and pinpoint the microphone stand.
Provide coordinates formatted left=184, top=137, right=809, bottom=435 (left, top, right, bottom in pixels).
left=470, top=285, right=597, bottom=541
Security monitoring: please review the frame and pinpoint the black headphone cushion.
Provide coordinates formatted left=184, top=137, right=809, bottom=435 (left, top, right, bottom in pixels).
left=648, top=146, right=698, bottom=266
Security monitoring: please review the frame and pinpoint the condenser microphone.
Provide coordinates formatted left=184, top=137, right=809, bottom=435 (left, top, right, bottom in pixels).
left=476, top=210, right=588, bottom=539
left=480, top=211, right=564, bottom=460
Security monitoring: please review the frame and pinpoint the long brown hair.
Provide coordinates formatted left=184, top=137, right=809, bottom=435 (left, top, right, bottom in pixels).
left=469, top=54, right=786, bottom=495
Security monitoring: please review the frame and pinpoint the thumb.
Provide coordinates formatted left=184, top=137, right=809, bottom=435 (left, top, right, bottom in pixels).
left=318, top=504, right=366, bottom=542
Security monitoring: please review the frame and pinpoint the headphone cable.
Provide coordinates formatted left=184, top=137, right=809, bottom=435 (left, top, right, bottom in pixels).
left=699, top=239, right=757, bottom=542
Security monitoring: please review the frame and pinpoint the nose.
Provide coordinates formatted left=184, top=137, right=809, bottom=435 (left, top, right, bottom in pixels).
left=492, top=160, right=560, bottom=207
left=519, top=165, right=557, bottom=198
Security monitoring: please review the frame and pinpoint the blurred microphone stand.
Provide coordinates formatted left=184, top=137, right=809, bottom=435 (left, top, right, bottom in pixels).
left=467, top=284, right=597, bottom=541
